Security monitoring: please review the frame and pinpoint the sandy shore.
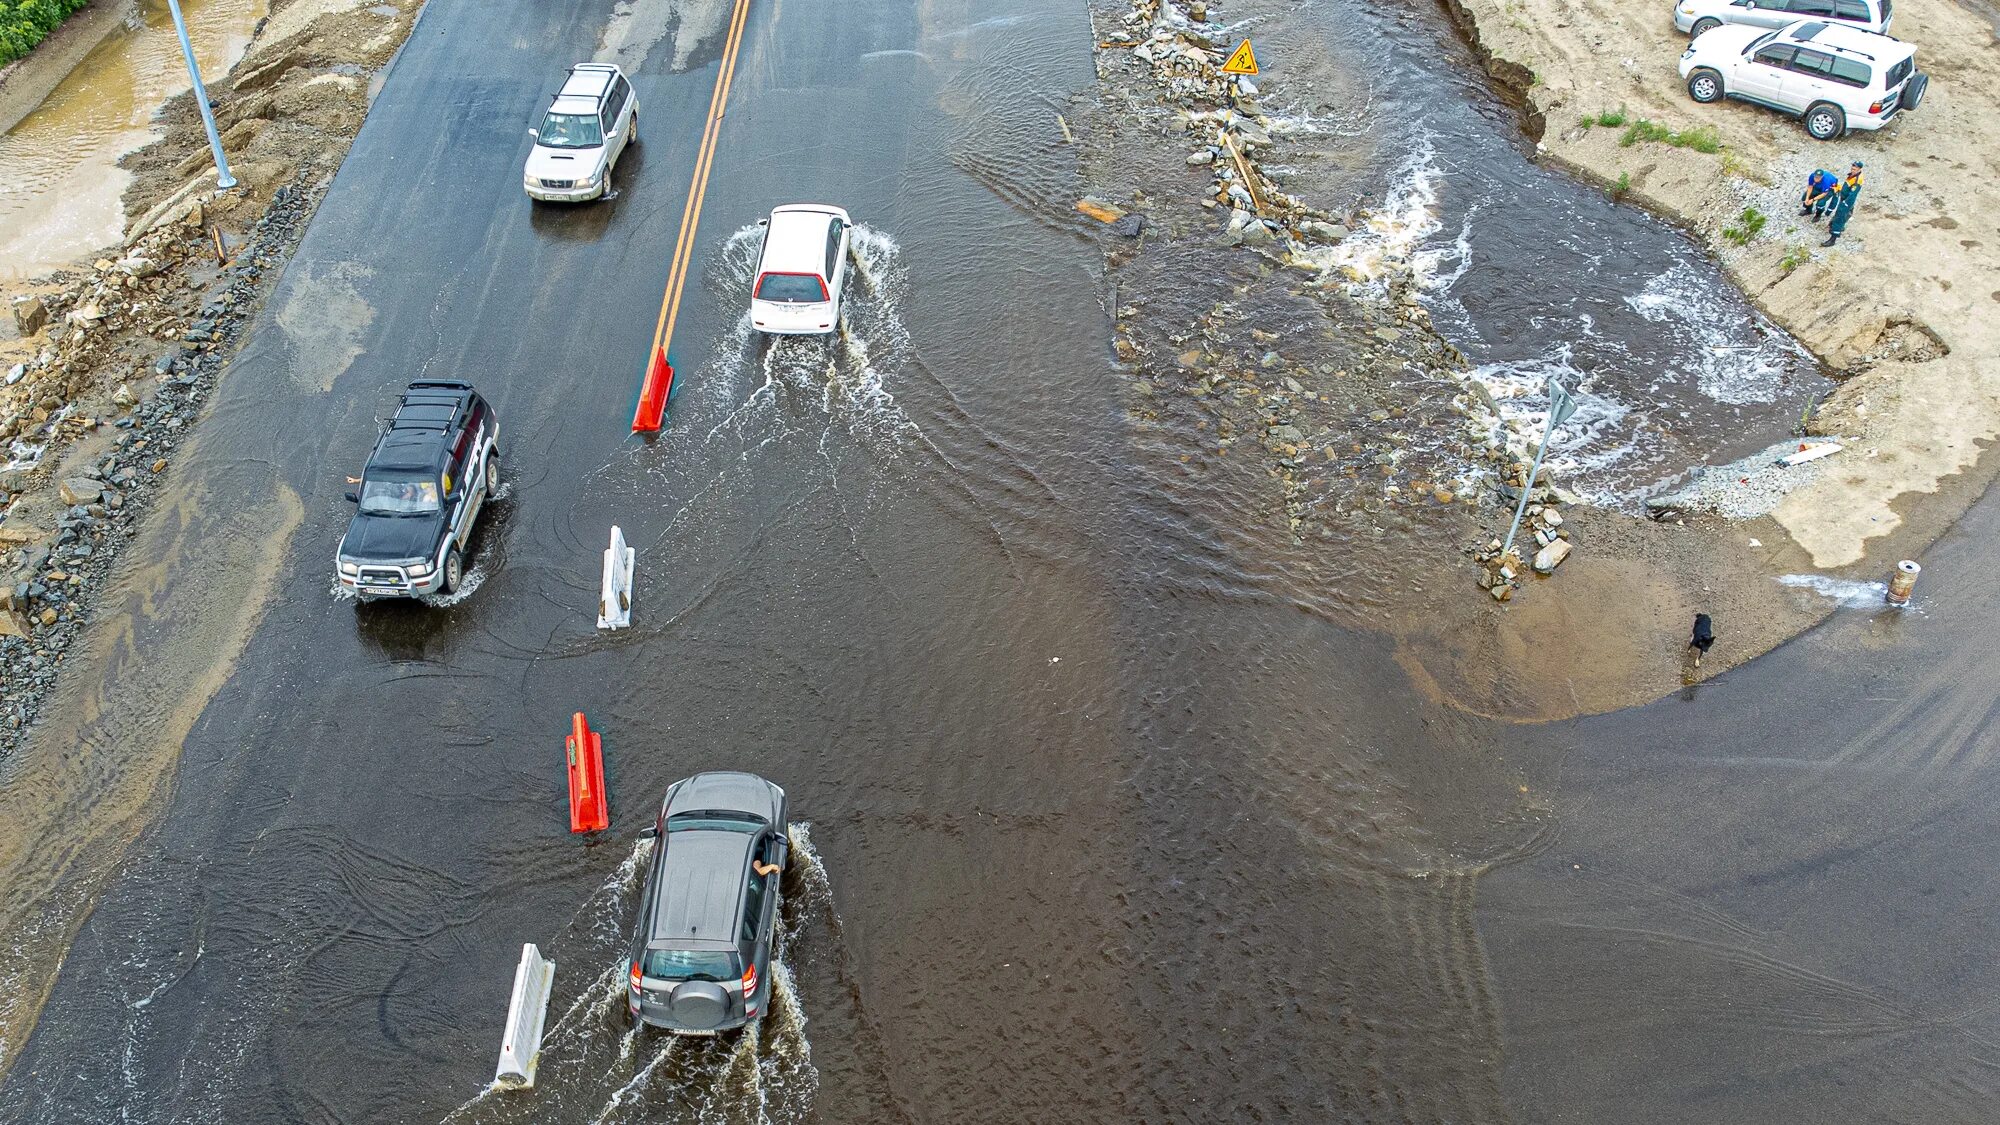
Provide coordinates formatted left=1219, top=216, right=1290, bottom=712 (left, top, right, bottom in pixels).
left=1444, top=0, right=2000, bottom=570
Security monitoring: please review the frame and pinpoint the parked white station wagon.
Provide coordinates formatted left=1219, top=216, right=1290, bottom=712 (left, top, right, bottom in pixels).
left=749, top=205, right=852, bottom=336
left=524, top=63, right=639, bottom=203
left=1680, top=20, right=1925, bottom=140
left=1674, top=0, right=1891, bottom=39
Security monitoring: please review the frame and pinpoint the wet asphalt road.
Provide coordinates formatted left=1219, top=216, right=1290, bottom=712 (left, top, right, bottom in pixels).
left=4, top=0, right=2000, bottom=1121
left=1484, top=485, right=2000, bottom=1124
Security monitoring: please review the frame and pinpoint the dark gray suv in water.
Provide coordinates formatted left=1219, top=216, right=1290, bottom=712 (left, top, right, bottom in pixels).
left=627, top=772, right=789, bottom=1034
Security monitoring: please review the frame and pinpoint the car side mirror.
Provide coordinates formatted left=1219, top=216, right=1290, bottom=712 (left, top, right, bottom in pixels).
left=639, top=826, right=658, bottom=839
left=345, top=491, right=359, bottom=503
left=757, top=218, right=768, bottom=227
left=527, top=128, right=538, bottom=138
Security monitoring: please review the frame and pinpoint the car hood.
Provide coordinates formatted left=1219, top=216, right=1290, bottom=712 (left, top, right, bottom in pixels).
left=525, top=144, right=605, bottom=181
left=1696, top=24, right=1769, bottom=54
left=340, top=511, right=443, bottom=563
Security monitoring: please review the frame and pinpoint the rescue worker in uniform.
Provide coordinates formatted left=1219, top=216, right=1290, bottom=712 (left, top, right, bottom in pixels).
left=1824, top=161, right=1864, bottom=247
left=1799, top=167, right=1838, bottom=221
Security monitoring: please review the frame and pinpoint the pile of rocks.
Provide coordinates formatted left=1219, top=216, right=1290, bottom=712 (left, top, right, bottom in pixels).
left=1104, top=0, right=1351, bottom=253
left=1472, top=477, right=1576, bottom=600
left=0, top=174, right=322, bottom=754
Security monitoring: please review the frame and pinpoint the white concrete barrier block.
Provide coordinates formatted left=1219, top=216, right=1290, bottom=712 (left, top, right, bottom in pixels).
left=598, top=525, right=635, bottom=630
left=494, top=942, right=556, bottom=1089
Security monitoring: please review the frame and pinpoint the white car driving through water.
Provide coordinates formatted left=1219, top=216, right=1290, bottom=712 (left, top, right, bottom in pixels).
left=1679, top=20, right=1925, bottom=140
left=524, top=63, right=638, bottom=202
left=749, top=205, right=852, bottom=336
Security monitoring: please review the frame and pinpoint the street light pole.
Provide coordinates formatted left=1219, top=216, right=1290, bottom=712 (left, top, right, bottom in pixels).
left=1500, top=377, right=1577, bottom=562
left=164, top=0, right=236, bottom=190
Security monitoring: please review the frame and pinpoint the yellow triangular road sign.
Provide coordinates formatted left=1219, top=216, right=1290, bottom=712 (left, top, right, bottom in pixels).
left=1221, top=39, right=1258, bottom=76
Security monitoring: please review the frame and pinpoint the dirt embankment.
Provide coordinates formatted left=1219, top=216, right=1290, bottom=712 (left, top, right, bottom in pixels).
left=1441, top=0, right=2000, bottom=570
left=0, top=0, right=423, bottom=759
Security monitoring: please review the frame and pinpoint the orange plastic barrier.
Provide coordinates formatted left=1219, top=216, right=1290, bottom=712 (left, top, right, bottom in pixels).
left=566, top=711, right=609, bottom=833
left=631, top=346, right=675, bottom=433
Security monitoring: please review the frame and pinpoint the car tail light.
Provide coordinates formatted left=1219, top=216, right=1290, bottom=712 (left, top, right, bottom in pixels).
left=1869, top=101, right=1884, bottom=114
left=741, top=964, right=757, bottom=996
left=629, top=962, right=643, bottom=990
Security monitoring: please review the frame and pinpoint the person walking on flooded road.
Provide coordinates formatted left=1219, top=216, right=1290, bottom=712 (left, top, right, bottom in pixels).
left=1799, top=167, right=1839, bottom=221
left=1824, top=161, right=1864, bottom=246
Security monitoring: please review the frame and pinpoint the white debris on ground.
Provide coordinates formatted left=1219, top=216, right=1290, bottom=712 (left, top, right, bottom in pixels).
left=1644, top=438, right=1849, bottom=521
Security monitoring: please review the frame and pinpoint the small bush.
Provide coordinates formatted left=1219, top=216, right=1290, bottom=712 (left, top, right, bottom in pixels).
left=1778, top=242, right=1812, bottom=273
left=1608, top=171, right=1632, bottom=202
left=1722, top=207, right=1768, bottom=246
left=1618, top=119, right=1724, bottom=154
left=0, top=0, right=92, bottom=66
left=1596, top=107, right=1629, bottom=128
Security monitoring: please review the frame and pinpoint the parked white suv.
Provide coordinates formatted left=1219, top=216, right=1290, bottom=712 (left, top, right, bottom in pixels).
left=524, top=64, right=638, bottom=203
left=1680, top=20, right=1925, bottom=140
left=1675, top=0, right=1890, bottom=39
left=749, top=205, right=852, bottom=336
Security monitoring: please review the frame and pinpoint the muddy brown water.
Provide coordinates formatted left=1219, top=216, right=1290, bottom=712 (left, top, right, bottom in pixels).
left=0, top=0, right=268, bottom=280
left=0, top=0, right=1946, bottom=1122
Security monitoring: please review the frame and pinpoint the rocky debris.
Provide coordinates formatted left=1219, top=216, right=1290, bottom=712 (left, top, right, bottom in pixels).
left=12, top=297, right=48, bottom=337
left=0, top=173, right=325, bottom=759
left=1532, top=539, right=1572, bottom=573
left=1470, top=474, right=1576, bottom=596
left=1642, top=438, right=1848, bottom=521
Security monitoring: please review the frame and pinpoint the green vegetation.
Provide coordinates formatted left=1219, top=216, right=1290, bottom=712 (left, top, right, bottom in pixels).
left=1, top=0, right=91, bottom=66
left=1608, top=170, right=1631, bottom=203
left=1579, top=107, right=1629, bottom=131
left=1618, top=119, right=1724, bottom=154
left=1722, top=207, right=1768, bottom=246
left=1778, top=242, right=1813, bottom=273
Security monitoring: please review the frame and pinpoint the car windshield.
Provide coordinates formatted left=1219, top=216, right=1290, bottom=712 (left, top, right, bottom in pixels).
left=358, top=475, right=441, bottom=516
left=755, top=273, right=827, bottom=303
left=667, top=811, right=763, bottom=833
left=538, top=111, right=603, bottom=148
left=642, top=948, right=740, bottom=982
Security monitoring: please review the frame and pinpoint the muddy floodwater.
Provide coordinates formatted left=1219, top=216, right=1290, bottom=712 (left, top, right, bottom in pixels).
left=4, top=0, right=1966, bottom=1122
left=0, top=0, right=268, bottom=280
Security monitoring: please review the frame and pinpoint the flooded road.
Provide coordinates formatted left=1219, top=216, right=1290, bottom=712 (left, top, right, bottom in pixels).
left=0, top=0, right=268, bottom=279
left=0, top=0, right=1982, bottom=1122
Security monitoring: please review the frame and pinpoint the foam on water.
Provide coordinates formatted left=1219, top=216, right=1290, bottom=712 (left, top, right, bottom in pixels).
left=1297, top=136, right=1446, bottom=291
left=1627, top=263, right=1794, bottom=405
left=1777, top=574, right=1904, bottom=609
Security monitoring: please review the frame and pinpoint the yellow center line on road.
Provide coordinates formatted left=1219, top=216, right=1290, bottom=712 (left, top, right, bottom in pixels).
left=646, top=0, right=755, bottom=381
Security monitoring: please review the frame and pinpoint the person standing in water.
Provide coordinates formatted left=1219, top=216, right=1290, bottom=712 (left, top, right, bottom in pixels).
left=1824, top=161, right=1864, bottom=247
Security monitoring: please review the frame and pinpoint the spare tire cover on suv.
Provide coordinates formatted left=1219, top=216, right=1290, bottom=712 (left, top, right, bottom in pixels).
left=667, top=980, right=731, bottom=1029
left=1903, top=73, right=1927, bottom=111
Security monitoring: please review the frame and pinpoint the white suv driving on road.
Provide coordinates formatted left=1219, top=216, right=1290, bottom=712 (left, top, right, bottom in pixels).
left=749, top=205, right=852, bottom=336
left=524, top=63, right=638, bottom=203
left=1680, top=20, right=1925, bottom=140
left=1675, top=0, right=1890, bottom=39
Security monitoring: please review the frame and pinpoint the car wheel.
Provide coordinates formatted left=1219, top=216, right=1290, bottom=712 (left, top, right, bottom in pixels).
left=1902, top=73, right=1927, bottom=112
left=1690, top=17, right=1720, bottom=36
left=441, top=547, right=463, bottom=595
left=629, top=111, right=639, bottom=145
left=1686, top=69, right=1724, bottom=104
left=1804, top=102, right=1845, bottom=140
left=484, top=452, right=500, bottom=496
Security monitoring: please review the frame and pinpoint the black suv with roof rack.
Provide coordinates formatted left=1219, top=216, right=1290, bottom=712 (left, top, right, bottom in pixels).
left=335, top=380, right=501, bottom=599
